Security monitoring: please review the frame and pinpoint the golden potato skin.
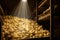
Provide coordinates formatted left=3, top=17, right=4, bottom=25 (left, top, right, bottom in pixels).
left=2, top=16, right=50, bottom=40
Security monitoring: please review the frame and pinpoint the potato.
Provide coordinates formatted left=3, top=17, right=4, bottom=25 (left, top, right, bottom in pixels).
left=2, top=16, right=50, bottom=39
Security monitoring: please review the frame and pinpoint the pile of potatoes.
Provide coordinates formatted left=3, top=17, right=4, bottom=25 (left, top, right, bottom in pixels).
left=2, top=16, right=50, bottom=40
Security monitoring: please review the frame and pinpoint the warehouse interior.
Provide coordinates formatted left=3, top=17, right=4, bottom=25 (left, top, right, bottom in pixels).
left=0, top=0, right=51, bottom=40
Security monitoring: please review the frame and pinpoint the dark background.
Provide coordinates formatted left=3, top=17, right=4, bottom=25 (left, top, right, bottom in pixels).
left=51, top=0, right=60, bottom=40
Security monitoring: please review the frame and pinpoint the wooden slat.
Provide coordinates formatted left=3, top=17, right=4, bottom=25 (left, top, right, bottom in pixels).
left=0, top=5, right=5, bottom=15
left=33, top=0, right=48, bottom=13
left=38, top=7, right=50, bottom=20
left=35, top=7, right=50, bottom=20
left=38, top=0, right=47, bottom=8
left=0, top=5, right=5, bottom=22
